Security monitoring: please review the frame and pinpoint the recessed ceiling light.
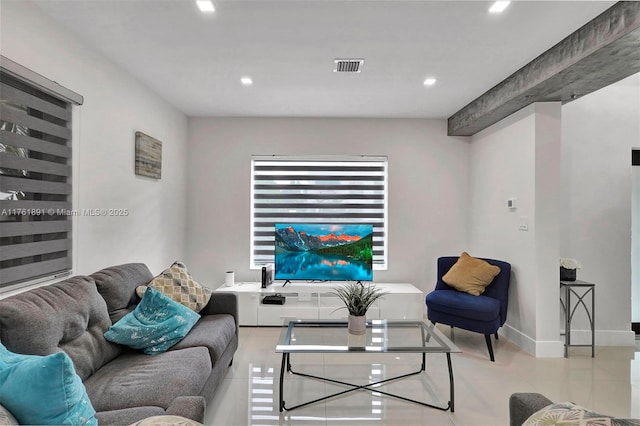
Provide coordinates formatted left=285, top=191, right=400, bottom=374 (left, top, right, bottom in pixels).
left=423, top=77, right=437, bottom=86
left=489, top=1, right=510, bottom=13
left=241, top=77, right=253, bottom=86
left=196, top=0, right=215, bottom=13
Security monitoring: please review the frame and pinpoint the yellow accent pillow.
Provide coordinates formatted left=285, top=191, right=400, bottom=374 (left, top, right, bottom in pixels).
left=442, top=252, right=501, bottom=296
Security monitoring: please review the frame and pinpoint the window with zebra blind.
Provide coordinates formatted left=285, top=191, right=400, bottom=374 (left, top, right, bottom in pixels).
left=0, top=56, right=83, bottom=291
left=251, top=156, right=388, bottom=270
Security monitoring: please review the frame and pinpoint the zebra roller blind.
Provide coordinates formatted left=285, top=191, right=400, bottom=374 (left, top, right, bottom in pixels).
left=0, top=66, right=79, bottom=289
left=251, top=156, right=388, bottom=269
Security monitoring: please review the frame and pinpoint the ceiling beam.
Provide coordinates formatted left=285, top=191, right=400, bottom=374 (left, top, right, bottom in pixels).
left=447, top=1, right=640, bottom=137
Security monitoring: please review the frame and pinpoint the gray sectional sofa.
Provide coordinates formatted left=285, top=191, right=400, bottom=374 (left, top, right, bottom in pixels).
left=0, top=263, right=238, bottom=425
left=509, top=393, right=555, bottom=426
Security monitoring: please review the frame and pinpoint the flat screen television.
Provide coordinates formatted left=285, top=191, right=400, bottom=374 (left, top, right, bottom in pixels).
left=274, top=223, right=373, bottom=282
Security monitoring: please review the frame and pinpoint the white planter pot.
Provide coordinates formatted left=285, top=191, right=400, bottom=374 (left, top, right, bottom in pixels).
left=348, top=314, right=366, bottom=335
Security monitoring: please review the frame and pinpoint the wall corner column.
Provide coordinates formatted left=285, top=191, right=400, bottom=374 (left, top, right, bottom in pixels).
left=533, top=102, right=564, bottom=357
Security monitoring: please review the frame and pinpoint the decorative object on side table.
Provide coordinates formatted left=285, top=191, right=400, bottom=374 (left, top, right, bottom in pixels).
left=559, top=258, right=581, bottom=281
left=331, top=282, right=386, bottom=335
left=225, top=271, right=235, bottom=287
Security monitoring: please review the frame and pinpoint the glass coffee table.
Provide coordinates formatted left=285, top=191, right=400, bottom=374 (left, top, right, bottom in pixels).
left=275, top=319, right=460, bottom=412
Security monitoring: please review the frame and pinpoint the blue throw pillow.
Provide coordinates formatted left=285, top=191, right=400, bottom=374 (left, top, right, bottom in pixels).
left=0, top=344, right=97, bottom=425
left=104, top=286, right=200, bottom=355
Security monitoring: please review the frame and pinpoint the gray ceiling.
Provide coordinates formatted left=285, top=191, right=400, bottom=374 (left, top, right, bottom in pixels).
left=31, top=0, right=617, bottom=119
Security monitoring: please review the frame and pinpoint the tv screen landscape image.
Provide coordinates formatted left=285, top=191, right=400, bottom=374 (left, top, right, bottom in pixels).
left=274, top=223, right=373, bottom=282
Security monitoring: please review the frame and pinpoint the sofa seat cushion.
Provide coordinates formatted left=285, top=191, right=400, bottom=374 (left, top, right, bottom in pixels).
left=169, top=315, right=236, bottom=365
left=84, top=347, right=211, bottom=412
left=426, top=290, right=500, bottom=322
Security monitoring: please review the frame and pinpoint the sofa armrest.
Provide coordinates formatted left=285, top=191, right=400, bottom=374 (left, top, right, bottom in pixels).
left=95, top=407, right=167, bottom=425
left=509, top=393, right=554, bottom=426
left=94, top=396, right=206, bottom=426
left=201, top=292, right=239, bottom=332
left=166, top=396, right=206, bottom=423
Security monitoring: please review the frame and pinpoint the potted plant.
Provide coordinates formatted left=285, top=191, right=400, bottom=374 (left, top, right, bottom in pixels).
left=559, top=258, right=581, bottom=281
left=331, top=282, right=386, bottom=335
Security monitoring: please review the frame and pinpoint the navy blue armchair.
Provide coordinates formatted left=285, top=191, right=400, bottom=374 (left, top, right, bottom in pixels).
left=425, top=256, right=511, bottom=361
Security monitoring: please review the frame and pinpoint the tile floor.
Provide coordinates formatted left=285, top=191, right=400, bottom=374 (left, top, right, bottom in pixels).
left=204, top=326, right=640, bottom=426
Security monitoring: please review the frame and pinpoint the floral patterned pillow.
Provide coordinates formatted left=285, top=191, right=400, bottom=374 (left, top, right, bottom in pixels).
left=105, top=287, right=200, bottom=355
left=523, top=402, right=640, bottom=426
left=0, top=404, right=18, bottom=426
left=129, top=415, right=204, bottom=426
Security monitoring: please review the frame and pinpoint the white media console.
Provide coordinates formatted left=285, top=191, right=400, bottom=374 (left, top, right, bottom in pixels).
left=215, top=282, right=425, bottom=326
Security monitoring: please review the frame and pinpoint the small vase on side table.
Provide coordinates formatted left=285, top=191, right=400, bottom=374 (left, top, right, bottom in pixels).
left=348, top=315, right=366, bottom=335
left=560, top=266, right=576, bottom=281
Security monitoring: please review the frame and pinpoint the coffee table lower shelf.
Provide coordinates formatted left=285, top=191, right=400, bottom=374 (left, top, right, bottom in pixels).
left=278, top=351, right=455, bottom=412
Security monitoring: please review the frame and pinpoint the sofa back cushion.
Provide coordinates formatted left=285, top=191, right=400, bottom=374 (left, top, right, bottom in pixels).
left=0, top=276, right=121, bottom=381
left=91, top=263, right=154, bottom=323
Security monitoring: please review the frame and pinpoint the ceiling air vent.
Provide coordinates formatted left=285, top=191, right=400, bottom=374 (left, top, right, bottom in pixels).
left=333, top=58, right=364, bottom=73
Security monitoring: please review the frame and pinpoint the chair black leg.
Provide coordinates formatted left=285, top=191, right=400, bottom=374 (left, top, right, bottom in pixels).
left=485, top=334, right=495, bottom=362
left=495, top=332, right=499, bottom=340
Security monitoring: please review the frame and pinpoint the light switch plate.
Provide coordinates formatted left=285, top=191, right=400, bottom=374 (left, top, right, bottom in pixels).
left=519, top=216, right=528, bottom=231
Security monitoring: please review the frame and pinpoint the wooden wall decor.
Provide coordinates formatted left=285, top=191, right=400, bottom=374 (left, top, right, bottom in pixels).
left=135, top=131, right=162, bottom=179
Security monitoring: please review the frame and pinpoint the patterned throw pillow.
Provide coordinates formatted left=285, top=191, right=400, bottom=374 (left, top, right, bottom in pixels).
left=523, top=402, right=640, bottom=426
left=129, top=415, right=204, bottom=426
left=140, top=261, right=212, bottom=312
left=104, top=287, right=200, bottom=355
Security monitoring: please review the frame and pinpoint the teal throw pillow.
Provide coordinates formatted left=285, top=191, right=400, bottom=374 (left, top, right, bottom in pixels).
left=104, top=286, right=200, bottom=355
left=0, top=344, right=97, bottom=425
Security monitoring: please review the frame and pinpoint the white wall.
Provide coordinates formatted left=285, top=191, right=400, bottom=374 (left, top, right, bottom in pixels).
left=469, top=103, right=564, bottom=357
left=561, top=73, right=639, bottom=345
left=634, top=159, right=640, bottom=324
left=0, top=1, right=189, bottom=283
left=467, top=77, right=639, bottom=354
left=186, top=118, right=470, bottom=293
left=469, top=106, right=535, bottom=342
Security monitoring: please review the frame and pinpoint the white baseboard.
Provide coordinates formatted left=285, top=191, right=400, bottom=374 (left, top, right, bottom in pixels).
left=560, top=328, right=636, bottom=346
left=504, top=324, right=636, bottom=358
left=502, top=324, right=535, bottom=355
left=503, top=324, right=564, bottom=357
